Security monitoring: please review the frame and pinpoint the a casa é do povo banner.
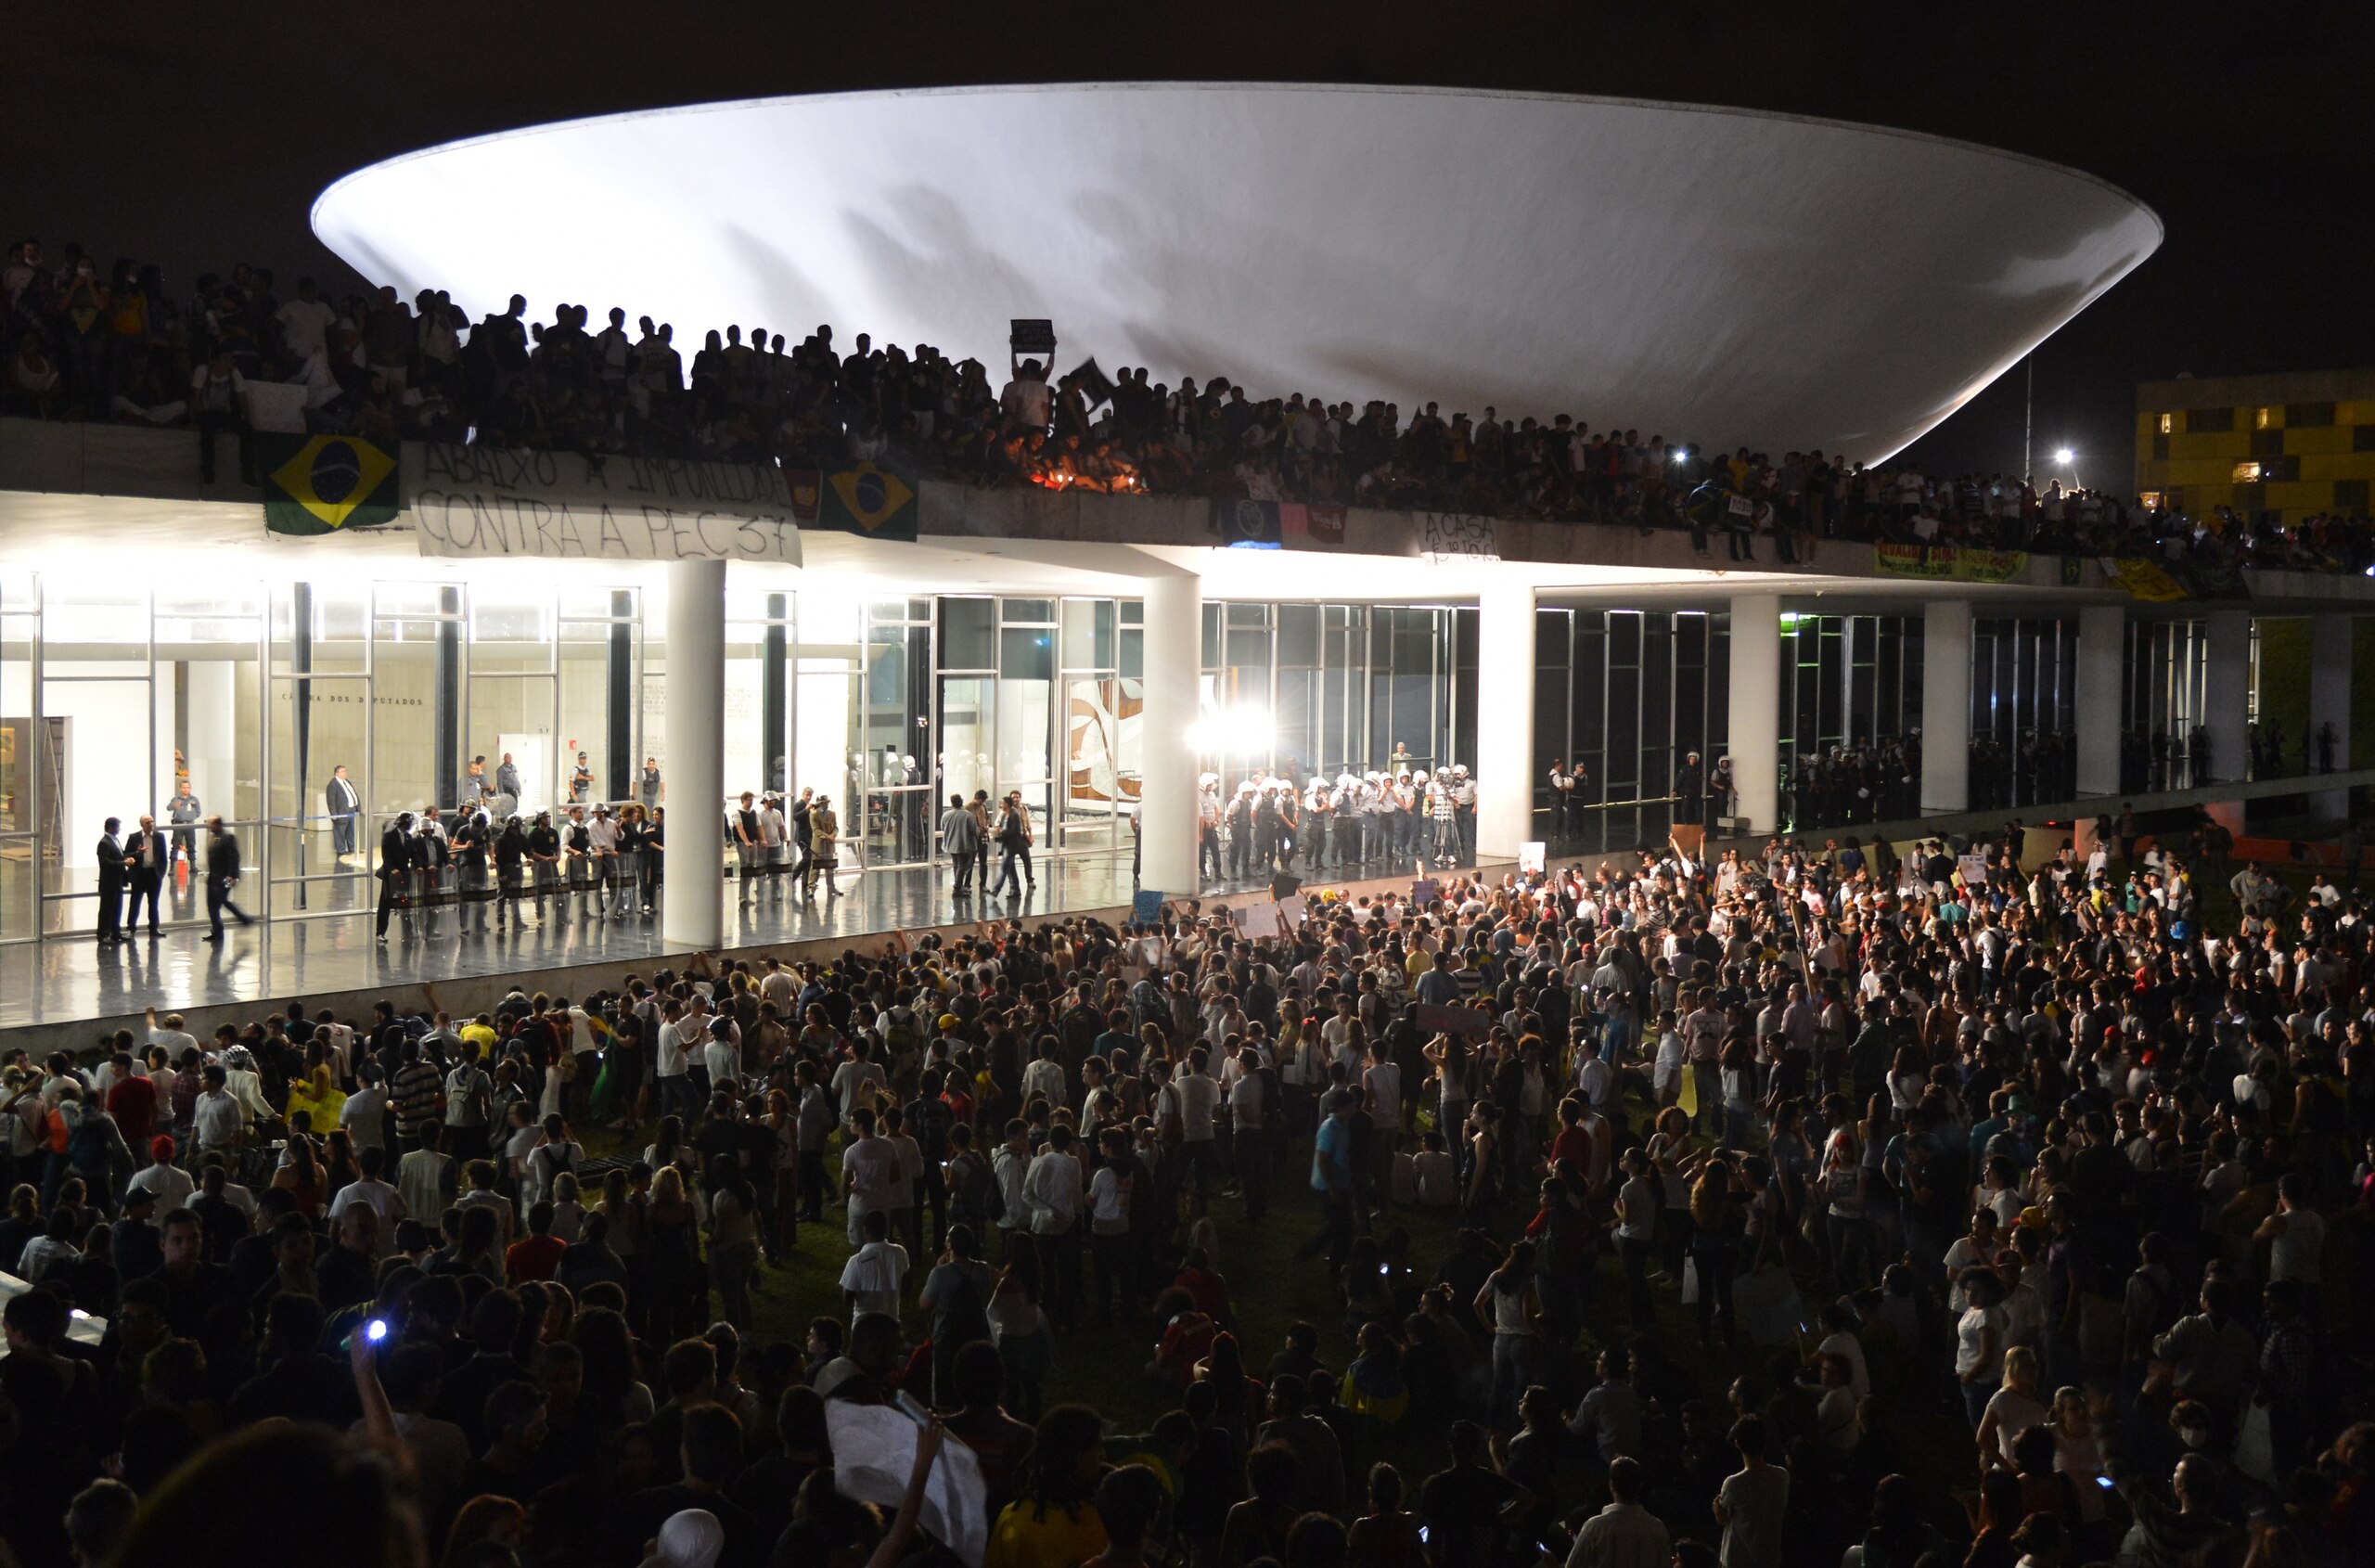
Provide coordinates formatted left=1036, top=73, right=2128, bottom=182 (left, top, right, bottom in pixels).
left=1870, top=543, right=2029, bottom=583
left=405, top=443, right=807, bottom=564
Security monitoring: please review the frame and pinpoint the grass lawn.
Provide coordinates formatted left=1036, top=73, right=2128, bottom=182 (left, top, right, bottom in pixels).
left=585, top=1112, right=1984, bottom=1545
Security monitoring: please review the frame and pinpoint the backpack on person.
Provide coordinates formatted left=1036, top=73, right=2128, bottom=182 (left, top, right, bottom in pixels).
left=932, top=1261, right=993, bottom=1351
left=533, top=1140, right=577, bottom=1192
left=949, top=1149, right=1002, bottom=1229
left=67, top=1107, right=110, bottom=1173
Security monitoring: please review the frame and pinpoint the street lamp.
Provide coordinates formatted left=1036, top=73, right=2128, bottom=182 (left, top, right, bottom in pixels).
left=2053, top=447, right=2074, bottom=466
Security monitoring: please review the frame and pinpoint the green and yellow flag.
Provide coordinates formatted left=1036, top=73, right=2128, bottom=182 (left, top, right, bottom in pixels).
left=817, top=460, right=918, bottom=542
left=258, top=433, right=399, bottom=535
left=2099, top=556, right=2189, bottom=603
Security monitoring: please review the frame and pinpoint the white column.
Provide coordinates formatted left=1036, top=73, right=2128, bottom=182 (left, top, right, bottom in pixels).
left=1138, top=571, right=1200, bottom=895
left=2310, top=614, right=2353, bottom=816
left=2075, top=604, right=2124, bottom=799
left=1921, top=599, right=1972, bottom=815
left=1474, top=582, right=1537, bottom=862
left=1727, top=594, right=1780, bottom=834
left=663, top=558, right=727, bottom=949
left=2203, top=610, right=2252, bottom=786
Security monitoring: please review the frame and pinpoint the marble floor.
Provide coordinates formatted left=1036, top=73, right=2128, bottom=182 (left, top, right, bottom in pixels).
left=0, top=843, right=1444, bottom=1033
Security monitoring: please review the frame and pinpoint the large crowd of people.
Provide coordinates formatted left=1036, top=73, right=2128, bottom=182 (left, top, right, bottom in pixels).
left=4, top=803, right=2373, bottom=1568
left=4, top=234, right=2369, bottom=570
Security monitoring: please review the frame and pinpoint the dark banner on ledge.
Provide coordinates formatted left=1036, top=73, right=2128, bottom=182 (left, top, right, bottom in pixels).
left=2099, top=557, right=2251, bottom=602
left=1207, top=499, right=1351, bottom=548
left=816, top=460, right=918, bottom=542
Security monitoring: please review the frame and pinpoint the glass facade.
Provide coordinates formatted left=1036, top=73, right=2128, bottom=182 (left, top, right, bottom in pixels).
left=1196, top=602, right=1470, bottom=784
left=1775, top=611, right=1919, bottom=830
left=2124, top=618, right=2210, bottom=790
left=1534, top=608, right=1729, bottom=853
left=1968, top=617, right=2081, bottom=807
left=0, top=558, right=2202, bottom=945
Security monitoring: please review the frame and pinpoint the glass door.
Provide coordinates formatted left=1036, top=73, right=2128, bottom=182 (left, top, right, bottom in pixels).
left=36, top=581, right=155, bottom=935
left=997, top=602, right=1058, bottom=853
left=1058, top=598, right=1122, bottom=856
left=560, top=585, right=640, bottom=810
left=861, top=601, right=933, bottom=868
left=467, top=588, right=559, bottom=833
left=0, top=572, right=39, bottom=942
left=155, top=587, right=264, bottom=930
left=268, top=582, right=372, bottom=916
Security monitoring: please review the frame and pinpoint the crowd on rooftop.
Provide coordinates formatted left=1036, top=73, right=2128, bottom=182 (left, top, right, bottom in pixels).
left=3, top=807, right=2373, bottom=1568
left=4, top=236, right=2370, bottom=571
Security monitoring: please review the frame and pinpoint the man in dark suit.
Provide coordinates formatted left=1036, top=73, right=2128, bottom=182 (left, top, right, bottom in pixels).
left=327, top=765, right=361, bottom=860
left=122, top=813, right=169, bottom=935
left=375, top=812, right=414, bottom=941
left=203, top=816, right=252, bottom=941
left=96, top=816, right=127, bottom=943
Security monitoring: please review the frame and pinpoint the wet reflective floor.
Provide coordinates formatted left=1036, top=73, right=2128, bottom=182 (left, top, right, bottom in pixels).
left=0, top=846, right=1444, bottom=1031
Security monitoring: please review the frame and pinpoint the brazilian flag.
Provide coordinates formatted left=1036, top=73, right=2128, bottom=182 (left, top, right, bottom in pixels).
left=258, top=433, right=399, bottom=535
left=817, top=459, right=918, bottom=542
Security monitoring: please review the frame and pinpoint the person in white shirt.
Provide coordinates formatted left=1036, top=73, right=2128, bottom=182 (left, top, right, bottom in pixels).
left=831, top=1046, right=889, bottom=1131
left=1363, top=1041, right=1402, bottom=1130
left=145, top=1007, right=198, bottom=1062
left=700, top=1020, right=742, bottom=1093
left=839, top=1209, right=910, bottom=1320
left=885, top=1113, right=925, bottom=1253
left=340, top=1066, right=390, bottom=1153
left=1085, top=1127, right=1140, bottom=1323
left=275, top=277, right=339, bottom=361
left=521, top=1112, right=584, bottom=1208
left=327, top=1145, right=406, bottom=1258
left=1020, top=1039, right=1067, bottom=1112
left=991, top=1122, right=1033, bottom=1244
left=999, top=357, right=1053, bottom=430
left=1226, top=1060, right=1268, bottom=1221
left=759, top=796, right=790, bottom=893
left=759, top=958, right=799, bottom=1015
left=1023, top=1125, right=1085, bottom=1326
left=192, top=1067, right=243, bottom=1155
left=1567, top=1457, right=1670, bottom=1568
left=841, top=1107, right=905, bottom=1247
left=1168, top=1047, right=1222, bottom=1195
left=127, top=1144, right=196, bottom=1210
left=1412, top=1130, right=1457, bottom=1206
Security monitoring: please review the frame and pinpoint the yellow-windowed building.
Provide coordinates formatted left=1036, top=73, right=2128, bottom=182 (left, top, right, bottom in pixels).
left=2134, top=367, right=2375, bottom=525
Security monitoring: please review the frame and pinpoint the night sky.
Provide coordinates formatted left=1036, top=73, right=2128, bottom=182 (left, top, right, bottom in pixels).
left=15, top=1, right=2370, bottom=484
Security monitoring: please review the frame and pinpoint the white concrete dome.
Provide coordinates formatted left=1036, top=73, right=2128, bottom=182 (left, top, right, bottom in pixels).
left=313, top=83, right=2160, bottom=464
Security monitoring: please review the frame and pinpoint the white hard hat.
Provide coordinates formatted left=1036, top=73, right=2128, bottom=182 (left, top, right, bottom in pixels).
left=1413, top=769, right=1429, bottom=781
left=1198, top=772, right=1218, bottom=787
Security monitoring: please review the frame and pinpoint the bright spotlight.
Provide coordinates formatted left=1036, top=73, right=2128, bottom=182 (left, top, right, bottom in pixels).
left=1187, top=704, right=1273, bottom=755
left=2054, top=447, right=2074, bottom=465
left=1669, top=447, right=1689, bottom=463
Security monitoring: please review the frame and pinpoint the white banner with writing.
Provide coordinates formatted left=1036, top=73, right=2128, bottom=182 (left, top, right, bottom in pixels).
left=1419, top=510, right=1499, bottom=564
left=406, top=444, right=805, bottom=563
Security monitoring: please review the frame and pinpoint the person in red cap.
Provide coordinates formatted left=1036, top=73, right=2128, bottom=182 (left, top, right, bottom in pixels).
left=126, top=1135, right=194, bottom=1210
